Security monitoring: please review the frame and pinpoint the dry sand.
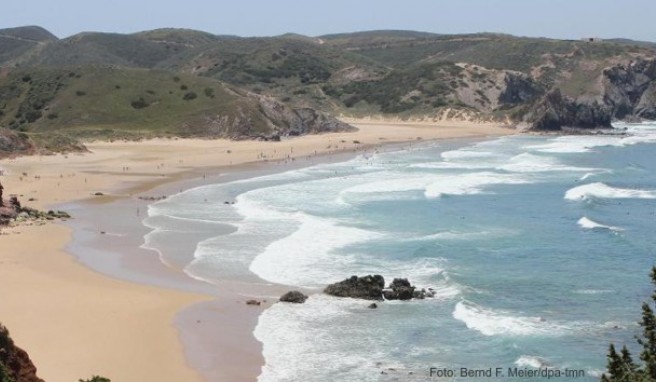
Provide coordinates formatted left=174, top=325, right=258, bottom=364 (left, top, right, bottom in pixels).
left=0, top=120, right=514, bottom=382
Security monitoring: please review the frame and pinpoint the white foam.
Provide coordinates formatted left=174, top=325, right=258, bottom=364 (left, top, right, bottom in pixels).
left=341, top=174, right=435, bottom=195
left=424, top=172, right=531, bottom=198
left=577, top=217, right=624, bottom=232
left=249, top=214, right=382, bottom=287
left=452, top=301, right=570, bottom=336
left=254, top=294, right=392, bottom=382
left=441, top=150, right=502, bottom=161
left=414, top=228, right=516, bottom=243
left=574, top=289, right=613, bottom=295
left=515, top=355, right=551, bottom=368
left=409, top=162, right=491, bottom=170
left=579, top=172, right=597, bottom=181
left=527, top=136, right=622, bottom=153
left=565, top=182, right=656, bottom=201
left=498, top=153, right=595, bottom=173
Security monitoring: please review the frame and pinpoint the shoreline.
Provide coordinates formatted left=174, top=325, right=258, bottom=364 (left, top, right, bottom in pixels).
left=0, top=120, right=514, bottom=382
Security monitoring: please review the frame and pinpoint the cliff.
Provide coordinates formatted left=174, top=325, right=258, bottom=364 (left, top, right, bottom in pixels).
left=0, top=324, right=43, bottom=382
left=521, top=89, right=612, bottom=131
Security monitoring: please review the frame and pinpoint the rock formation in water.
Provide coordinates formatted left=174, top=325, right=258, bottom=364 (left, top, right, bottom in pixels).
left=324, top=275, right=386, bottom=300
left=279, top=291, right=309, bottom=304
left=382, top=278, right=416, bottom=300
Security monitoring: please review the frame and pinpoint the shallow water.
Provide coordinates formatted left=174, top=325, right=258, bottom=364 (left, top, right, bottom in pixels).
left=145, top=122, right=656, bottom=381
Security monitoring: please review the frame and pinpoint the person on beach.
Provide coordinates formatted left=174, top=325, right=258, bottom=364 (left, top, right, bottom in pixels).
left=0, top=181, right=4, bottom=207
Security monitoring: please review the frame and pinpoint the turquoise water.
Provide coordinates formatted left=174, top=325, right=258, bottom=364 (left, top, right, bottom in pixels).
left=145, top=122, right=656, bottom=381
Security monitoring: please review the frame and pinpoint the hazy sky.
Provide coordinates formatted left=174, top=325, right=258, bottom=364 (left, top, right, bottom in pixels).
left=2, top=0, right=654, bottom=41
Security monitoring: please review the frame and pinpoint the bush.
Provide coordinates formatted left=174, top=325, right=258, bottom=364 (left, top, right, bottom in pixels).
left=602, top=266, right=656, bottom=381
left=180, top=84, right=188, bottom=90
left=130, top=97, right=150, bottom=109
left=183, top=92, right=197, bottom=101
left=75, top=90, right=86, bottom=96
left=24, top=110, right=42, bottom=123
left=204, top=87, right=215, bottom=98
left=79, top=376, right=111, bottom=382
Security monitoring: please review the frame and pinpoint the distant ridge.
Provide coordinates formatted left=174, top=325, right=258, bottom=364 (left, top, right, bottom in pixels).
left=0, top=25, right=655, bottom=156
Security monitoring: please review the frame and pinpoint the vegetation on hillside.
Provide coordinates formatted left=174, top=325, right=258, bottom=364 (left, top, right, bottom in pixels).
left=602, top=267, right=656, bottom=381
left=0, top=26, right=655, bottom=154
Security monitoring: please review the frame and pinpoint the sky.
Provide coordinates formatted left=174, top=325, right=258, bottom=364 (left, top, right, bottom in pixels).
left=1, top=0, right=654, bottom=41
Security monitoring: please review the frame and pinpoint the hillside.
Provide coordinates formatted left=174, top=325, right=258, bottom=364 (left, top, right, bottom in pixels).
left=0, top=323, right=43, bottom=382
left=1, top=26, right=656, bottom=155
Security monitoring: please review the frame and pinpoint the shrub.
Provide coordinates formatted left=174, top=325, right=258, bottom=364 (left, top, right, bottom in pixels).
left=204, top=87, right=215, bottom=98
left=75, top=90, right=86, bottom=96
left=25, top=110, right=42, bottom=123
left=183, top=92, right=197, bottom=101
left=602, top=266, right=656, bottom=381
left=130, top=97, right=150, bottom=109
left=79, top=376, right=111, bottom=382
left=180, top=84, right=188, bottom=90
left=46, top=112, right=58, bottom=120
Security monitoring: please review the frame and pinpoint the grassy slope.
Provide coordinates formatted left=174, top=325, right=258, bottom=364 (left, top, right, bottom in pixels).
left=0, top=67, right=270, bottom=140
left=0, top=26, right=58, bottom=66
left=1, top=26, right=655, bottom=143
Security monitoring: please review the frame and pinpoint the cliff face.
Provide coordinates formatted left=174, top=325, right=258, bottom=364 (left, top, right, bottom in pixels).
left=0, top=324, right=44, bottom=382
left=181, top=93, right=355, bottom=140
left=0, top=129, right=35, bottom=158
left=602, top=59, right=656, bottom=120
left=522, top=89, right=612, bottom=130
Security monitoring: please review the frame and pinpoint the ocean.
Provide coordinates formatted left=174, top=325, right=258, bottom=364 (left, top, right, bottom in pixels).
left=143, top=122, right=656, bottom=381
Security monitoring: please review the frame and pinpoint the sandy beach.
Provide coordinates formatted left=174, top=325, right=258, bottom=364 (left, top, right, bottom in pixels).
left=0, top=120, right=513, bottom=382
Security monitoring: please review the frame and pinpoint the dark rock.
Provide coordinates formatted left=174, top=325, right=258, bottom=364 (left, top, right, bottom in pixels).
left=94, top=192, right=104, bottom=196
left=324, top=275, right=385, bottom=300
left=413, top=289, right=426, bottom=300
left=246, top=299, right=261, bottom=306
left=523, top=89, right=612, bottom=131
left=0, top=128, right=35, bottom=159
left=382, top=278, right=416, bottom=300
left=602, top=59, right=656, bottom=120
left=9, top=196, right=20, bottom=210
left=279, top=291, right=308, bottom=304
left=368, top=303, right=378, bottom=309
left=0, top=323, right=44, bottom=382
left=499, top=72, right=543, bottom=106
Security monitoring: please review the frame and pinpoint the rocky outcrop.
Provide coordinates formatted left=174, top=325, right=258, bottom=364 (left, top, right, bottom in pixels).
left=522, top=89, right=612, bottom=131
left=253, top=95, right=355, bottom=138
left=0, top=191, right=70, bottom=226
left=602, top=59, right=656, bottom=120
left=0, top=129, right=35, bottom=158
left=280, top=290, right=308, bottom=304
left=383, top=278, right=415, bottom=300
left=324, top=275, right=385, bottom=300
left=279, top=291, right=308, bottom=304
left=324, top=275, right=435, bottom=301
left=0, top=323, right=44, bottom=382
left=498, top=72, right=543, bottom=106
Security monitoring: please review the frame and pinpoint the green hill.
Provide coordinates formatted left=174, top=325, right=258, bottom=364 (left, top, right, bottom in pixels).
left=1, top=26, right=656, bottom=156
left=0, top=26, right=58, bottom=67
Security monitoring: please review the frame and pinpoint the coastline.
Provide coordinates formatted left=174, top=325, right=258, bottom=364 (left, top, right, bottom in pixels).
left=0, top=120, right=514, bottom=382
